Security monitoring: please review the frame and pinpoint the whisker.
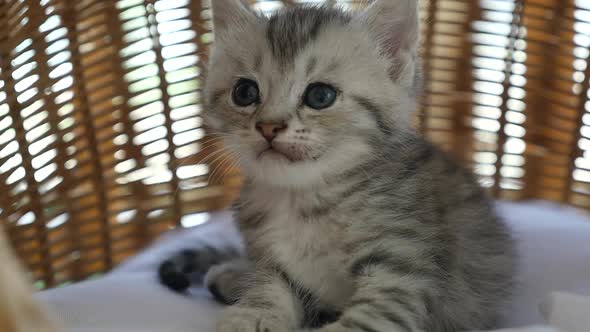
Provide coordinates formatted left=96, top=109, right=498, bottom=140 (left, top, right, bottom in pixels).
left=214, top=156, right=240, bottom=188
left=199, top=147, right=232, bottom=164
left=209, top=153, right=235, bottom=185
left=207, top=149, right=234, bottom=174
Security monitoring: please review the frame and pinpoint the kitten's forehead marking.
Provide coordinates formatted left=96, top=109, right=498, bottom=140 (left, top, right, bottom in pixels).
left=352, top=95, right=392, bottom=136
left=254, top=54, right=263, bottom=72
left=306, top=57, right=318, bottom=77
left=266, top=6, right=351, bottom=66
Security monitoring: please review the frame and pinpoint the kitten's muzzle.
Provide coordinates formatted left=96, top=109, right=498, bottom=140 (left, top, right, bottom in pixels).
left=255, top=121, right=288, bottom=142
left=257, top=142, right=312, bottom=163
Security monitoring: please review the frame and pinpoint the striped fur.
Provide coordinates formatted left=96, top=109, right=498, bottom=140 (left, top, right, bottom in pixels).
left=161, top=1, right=516, bottom=331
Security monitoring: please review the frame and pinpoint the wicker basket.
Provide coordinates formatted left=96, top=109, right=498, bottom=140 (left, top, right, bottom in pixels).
left=1, top=0, right=589, bottom=288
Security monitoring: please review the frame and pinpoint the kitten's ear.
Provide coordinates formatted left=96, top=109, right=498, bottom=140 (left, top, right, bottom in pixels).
left=211, top=0, right=258, bottom=38
left=355, top=0, right=420, bottom=84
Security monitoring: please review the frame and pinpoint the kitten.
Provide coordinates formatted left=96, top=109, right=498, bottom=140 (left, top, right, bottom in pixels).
left=160, top=0, right=516, bottom=331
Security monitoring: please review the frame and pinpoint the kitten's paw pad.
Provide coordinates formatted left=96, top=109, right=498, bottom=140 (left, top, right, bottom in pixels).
left=158, top=249, right=199, bottom=292
left=207, top=280, right=235, bottom=305
left=216, top=308, right=289, bottom=332
left=159, top=246, right=239, bottom=292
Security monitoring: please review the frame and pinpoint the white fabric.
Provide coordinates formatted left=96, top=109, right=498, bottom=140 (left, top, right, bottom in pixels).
left=539, top=292, right=590, bottom=332
left=495, top=201, right=590, bottom=328
left=37, top=201, right=590, bottom=332
left=475, top=328, right=560, bottom=332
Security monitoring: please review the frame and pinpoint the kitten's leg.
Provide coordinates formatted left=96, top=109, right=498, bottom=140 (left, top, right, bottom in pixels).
left=305, top=253, right=435, bottom=332
left=217, top=270, right=304, bottom=332
left=204, top=258, right=252, bottom=304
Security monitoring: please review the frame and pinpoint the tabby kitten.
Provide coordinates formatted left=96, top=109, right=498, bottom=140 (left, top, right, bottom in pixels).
left=159, top=0, right=516, bottom=331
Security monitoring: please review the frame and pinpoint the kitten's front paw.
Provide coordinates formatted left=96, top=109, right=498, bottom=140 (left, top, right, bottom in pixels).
left=302, top=322, right=419, bottom=332
left=217, top=307, right=290, bottom=332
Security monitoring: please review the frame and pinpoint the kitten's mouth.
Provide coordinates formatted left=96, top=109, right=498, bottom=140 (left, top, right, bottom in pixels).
left=257, top=147, right=293, bottom=162
left=256, top=143, right=318, bottom=163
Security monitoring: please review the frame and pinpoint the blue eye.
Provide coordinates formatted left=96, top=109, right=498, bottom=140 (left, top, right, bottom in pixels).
left=232, top=78, right=260, bottom=107
left=303, top=83, right=338, bottom=110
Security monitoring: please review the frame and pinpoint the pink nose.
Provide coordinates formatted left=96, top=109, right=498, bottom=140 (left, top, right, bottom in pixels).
left=255, top=122, right=288, bottom=142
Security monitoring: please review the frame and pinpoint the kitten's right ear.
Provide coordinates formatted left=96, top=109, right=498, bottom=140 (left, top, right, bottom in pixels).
left=355, top=0, right=420, bottom=86
left=211, top=0, right=258, bottom=38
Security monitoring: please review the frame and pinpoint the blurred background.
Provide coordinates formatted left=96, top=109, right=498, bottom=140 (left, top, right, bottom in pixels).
left=0, top=0, right=589, bottom=289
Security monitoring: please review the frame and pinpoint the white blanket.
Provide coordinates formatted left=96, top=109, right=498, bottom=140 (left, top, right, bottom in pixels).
left=38, top=201, right=590, bottom=332
left=540, top=292, right=590, bottom=332
left=486, top=291, right=590, bottom=332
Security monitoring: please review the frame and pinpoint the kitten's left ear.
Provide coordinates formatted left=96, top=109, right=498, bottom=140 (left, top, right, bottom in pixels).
left=355, top=0, right=420, bottom=85
left=211, top=0, right=259, bottom=39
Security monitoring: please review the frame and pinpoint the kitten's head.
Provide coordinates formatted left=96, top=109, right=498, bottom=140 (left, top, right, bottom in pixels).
left=204, top=0, right=421, bottom=188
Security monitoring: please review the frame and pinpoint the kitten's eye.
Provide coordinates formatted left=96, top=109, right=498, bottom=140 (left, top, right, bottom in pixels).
left=303, top=83, right=338, bottom=110
left=232, top=79, right=260, bottom=107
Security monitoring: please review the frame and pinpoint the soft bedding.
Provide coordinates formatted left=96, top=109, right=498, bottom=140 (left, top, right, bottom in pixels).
left=539, top=292, right=590, bottom=332
left=38, top=201, right=590, bottom=332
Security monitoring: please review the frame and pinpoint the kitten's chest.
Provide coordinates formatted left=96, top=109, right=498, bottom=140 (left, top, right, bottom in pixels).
left=246, top=195, right=355, bottom=307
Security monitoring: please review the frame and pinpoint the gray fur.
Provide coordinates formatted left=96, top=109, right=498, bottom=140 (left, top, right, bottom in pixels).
left=352, top=95, right=392, bottom=136
left=267, top=6, right=352, bottom=66
left=162, top=1, right=517, bottom=332
left=213, top=139, right=516, bottom=332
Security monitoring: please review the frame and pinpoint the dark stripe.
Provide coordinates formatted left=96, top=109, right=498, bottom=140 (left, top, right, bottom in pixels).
left=346, top=223, right=429, bottom=251
left=433, top=244, right=453, bottom=274
left=300, top=177, right=371, bottom=219
left=350, top=249, right=438, bottom=277
left=350, top=250, right=395, bottom=276
left=208, top=282, right=235, bottom=305
left=401, top=142, right=436, bottom=177
left=239, top=211, right=266, bottom=227
left=350, top=288, right=416, bottom=320
left=379, top=287, right=412, bottom=302
left=336, top=160, right=371, bottom=181
left=300, top=190, right=343, bottom=219
left=324, top=61, right=340, bottom=74
left=272, top=264, right=340, bottom=328
left=254, top=54, right=262, bottom=71
left=348, top=299, right=413, bottom=331
left=422, top=292, right=435, bottom=315
left=378, top=287, right=416, bottom=314
left=308, top=16, right=324, bottom=41
left=300, top=201, right=332, bottom=219
left=341, top=317, right=380, bottom=332
left=295, top=107, right=304, bottom=122
left=267, top=6, right=351, bottom=65
left=312, top=310, right=341, bottom=328
left=372, top=227, right=423, bottom=241
left=464, top=187, right=486, bottom=204
left=331, top=162, right=374, bottom=200
left=378, top=309, right=413, bottom=332
left=352, top=96, right=391, bottom=136
left=209, top=89, right=227, bottom=108
left=255, top=318, right=273, bottom=332
left=306, top=57, right=318, bottom=76
left=413, top=57, right=424, bottom=97
left=339, top=178, right=372, bottom=201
